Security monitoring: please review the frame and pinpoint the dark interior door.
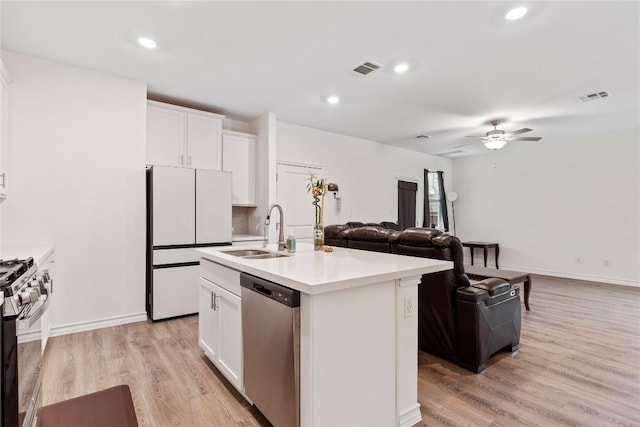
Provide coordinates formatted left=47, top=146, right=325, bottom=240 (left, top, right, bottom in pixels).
left=398, top=180, right=417, bottom=230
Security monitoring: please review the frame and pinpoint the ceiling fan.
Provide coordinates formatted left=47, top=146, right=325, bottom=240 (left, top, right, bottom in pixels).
left=466, top=119, right=542, bottom=150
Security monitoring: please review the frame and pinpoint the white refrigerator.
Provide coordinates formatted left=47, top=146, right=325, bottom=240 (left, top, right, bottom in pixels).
left=146, top=165, right=232, bottom=320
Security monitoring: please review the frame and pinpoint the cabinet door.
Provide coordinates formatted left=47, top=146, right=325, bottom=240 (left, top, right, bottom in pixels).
left=222, top=133, right=256, bottom=206
left=214, top=282, right=243, bottom=392
left=146, top=104, right=186, bottom=167
left=152, top=166, right=195, bottom=246
left=188, top=113, right=222, bottom=170
left=195, top=169, right=232, bottom=244
left=199, top=278, right=219, bottom=361
left=152, top=265, right=199, bottom=320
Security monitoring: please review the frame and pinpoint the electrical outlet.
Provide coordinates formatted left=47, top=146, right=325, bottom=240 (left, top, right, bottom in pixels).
left=603, top=259, right=610, bottom=267
left=575, top=257, right=582, bottom=264
left=404, top=298, right=414, bottom=318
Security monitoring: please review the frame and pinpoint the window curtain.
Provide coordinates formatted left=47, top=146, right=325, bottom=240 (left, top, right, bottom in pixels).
left=423, top=169, right=430, bottom=227
left=437, top=171, right=449, bottom=232
left=398, top=180, right=417, bottom=230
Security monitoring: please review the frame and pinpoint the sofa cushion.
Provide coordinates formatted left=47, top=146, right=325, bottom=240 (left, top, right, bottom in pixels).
left=346, top=221, right=364, bottom=228
left=343, top=226, right=395, bottom=242
left=432, top=233, right=454, bottom=248
left=324, top=224, right=349, bottom=239
left=380, top=221, right=401, bottom=230
left=390, top=227, right=443, bottom=247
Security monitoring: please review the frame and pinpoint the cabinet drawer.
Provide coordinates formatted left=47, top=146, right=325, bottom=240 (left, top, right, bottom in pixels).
left=200, top=259, right=241, bottom=296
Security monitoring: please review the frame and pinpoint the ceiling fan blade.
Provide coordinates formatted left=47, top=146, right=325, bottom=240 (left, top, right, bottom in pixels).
left=513, top=136, right=541, bottom=141
left=465, top=135, right=485, bottom=138
left=510, top=128, right=532, bottom=135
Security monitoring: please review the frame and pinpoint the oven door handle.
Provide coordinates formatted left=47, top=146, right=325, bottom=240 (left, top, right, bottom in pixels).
left=18, top=293, right=50, bottom=330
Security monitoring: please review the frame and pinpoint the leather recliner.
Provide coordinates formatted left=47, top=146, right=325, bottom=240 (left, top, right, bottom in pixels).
left=323, top=223, right=521, bottom=373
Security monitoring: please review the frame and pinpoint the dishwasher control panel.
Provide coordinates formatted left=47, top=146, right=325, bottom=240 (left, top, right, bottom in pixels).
left=273, top=290, right=291, bottom=305
left=240, top=273, right=300, bottom=308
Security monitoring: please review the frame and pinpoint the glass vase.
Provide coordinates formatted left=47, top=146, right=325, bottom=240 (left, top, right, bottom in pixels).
left=314, top=223, right=324, bottom=251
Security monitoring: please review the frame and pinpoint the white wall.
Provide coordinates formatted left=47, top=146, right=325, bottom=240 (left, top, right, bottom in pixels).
left=453, top=128, right=640, bottom=286
left=0, top=51, right=147, bottom=332
left=276, top=122, right=452, bottom=227
left=250, top=113, right=277, bottom=241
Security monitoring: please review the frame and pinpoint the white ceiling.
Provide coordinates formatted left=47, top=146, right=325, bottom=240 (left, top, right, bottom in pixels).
left=1, top=1, right=638, bottom=157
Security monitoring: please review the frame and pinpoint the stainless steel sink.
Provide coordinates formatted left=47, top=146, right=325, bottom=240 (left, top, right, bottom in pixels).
left=221, top=249, right=271, bottom=257
left=242, top=253, right=290, bottom=259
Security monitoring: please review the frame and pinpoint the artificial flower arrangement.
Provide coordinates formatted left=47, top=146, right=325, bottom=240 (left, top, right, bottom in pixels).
left=306, top=173, right=326, bottom=250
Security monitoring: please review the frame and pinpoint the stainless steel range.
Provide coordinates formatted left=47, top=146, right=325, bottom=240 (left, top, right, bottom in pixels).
left=1, top=257, right=52, bottom=427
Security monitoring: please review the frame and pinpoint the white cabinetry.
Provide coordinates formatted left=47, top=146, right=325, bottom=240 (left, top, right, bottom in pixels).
left=146, top=100, right=224, bottom=170
left=1, top=60, right=10, bottom=201
left=199, top=259, right=243, bottom=393
left=222, top=130, right=256, bottom=206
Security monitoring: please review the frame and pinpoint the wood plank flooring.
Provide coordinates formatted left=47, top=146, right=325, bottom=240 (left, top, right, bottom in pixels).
left=42, top=275, right=640, bottom=426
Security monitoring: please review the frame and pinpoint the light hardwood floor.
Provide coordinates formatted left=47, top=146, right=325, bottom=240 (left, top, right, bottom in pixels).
left=42, top=275, right=640, bottom=426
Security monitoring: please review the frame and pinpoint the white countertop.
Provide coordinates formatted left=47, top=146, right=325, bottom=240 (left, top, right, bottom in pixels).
left=197, top=243, right=452, bottom=294
left=1, top=245, right=54, bottom=267
left=232, top=234, right=265, bottom=242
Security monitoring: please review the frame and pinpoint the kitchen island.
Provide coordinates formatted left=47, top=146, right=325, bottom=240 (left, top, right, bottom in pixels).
left=197, top=243, right=452, bottom=427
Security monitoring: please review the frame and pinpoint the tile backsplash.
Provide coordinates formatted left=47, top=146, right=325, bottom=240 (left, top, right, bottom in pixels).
left=232, top=206, right=251, bottom=234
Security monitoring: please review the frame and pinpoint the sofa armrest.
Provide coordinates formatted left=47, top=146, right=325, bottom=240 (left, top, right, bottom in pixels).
left=471, top=278, right=510, bottom=296
left=456, top=286, right=489, bottom=303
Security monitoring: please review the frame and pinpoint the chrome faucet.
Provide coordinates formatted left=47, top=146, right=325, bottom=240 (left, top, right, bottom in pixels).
left=265, top=203, right=286, bottom=251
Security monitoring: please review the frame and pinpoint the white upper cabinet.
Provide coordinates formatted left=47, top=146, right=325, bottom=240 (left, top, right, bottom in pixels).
left=146, top=104, right=186, bottom=168
left=1, top=60, right=10, bottom=201
left=222, top=130, right=257, bottom=206
left=188, top=113, right=222, bottom=170
left=146, top=100, right=224, bottom=170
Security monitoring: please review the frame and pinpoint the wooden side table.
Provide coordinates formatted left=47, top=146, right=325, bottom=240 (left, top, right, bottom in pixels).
left=462, top=241, right=500, bottom=269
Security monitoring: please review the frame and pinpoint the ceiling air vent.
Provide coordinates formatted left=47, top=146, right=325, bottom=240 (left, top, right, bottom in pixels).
left=579, top=90, right=612, bottom=102
left=353, top=61, right=382, bottom=76
left=438, top=149, right=466, bottom=157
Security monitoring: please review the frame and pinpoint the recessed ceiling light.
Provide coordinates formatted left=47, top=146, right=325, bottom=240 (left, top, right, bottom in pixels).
left=327, top=96, right=340, bottom=105
left=394, top=63, right=410, bottom=74
left=505, top=7, right=528, bottom=21
left=137, top=37, right=157, bottom=49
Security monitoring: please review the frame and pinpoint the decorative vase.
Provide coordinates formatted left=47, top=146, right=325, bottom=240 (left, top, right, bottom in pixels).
left=314, top=222, right=324, bottom=251
left=307, top=173, right=326, bottom=251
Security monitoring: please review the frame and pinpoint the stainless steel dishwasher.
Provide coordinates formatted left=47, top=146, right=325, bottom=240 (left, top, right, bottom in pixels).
left=240, top=273, right=300, bottom=427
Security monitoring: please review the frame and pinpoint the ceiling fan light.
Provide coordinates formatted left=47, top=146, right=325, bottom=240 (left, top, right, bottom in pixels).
left=484, top=140, right=508, bottom=150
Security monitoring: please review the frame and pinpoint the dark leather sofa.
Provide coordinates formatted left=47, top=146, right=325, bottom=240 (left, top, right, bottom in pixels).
left=324, top=223, right=521, bottom=373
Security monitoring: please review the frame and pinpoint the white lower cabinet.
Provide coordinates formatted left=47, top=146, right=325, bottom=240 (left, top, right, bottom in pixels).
left=199, top=271, right=243, bottom=393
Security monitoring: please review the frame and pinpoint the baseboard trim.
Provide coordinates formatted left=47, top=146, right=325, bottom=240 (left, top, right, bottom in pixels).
left=496, top=265, right=639, bottom=288
left=399, top=402, right=422, bottom=427
left=50, top=312, right=148, bottom=337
